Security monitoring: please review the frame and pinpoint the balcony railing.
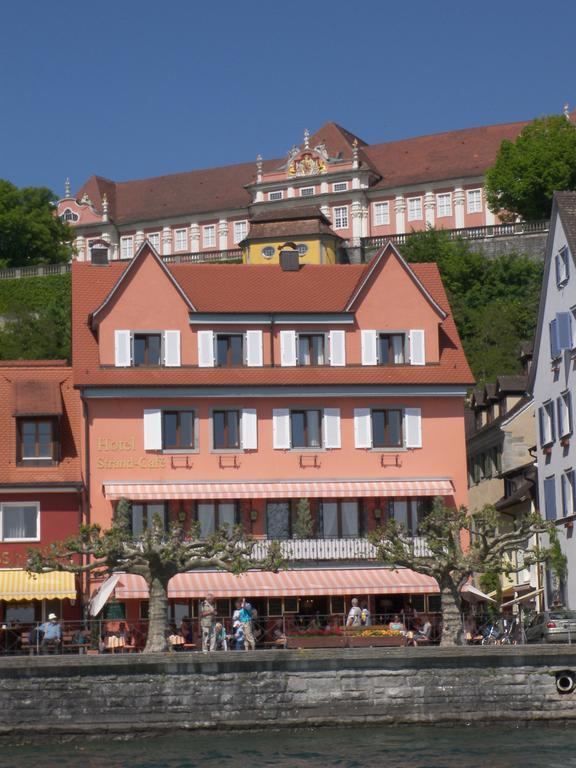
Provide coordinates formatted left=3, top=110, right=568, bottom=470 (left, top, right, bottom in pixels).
left=361, top=219, right=550, bottom=250
left=251, top=536, right=431, bottom=561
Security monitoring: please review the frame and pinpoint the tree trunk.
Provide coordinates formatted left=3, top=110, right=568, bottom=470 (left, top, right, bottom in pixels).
left=144, top=576, right=170, bottom=653
left=439, top=580, right=463, bottom=647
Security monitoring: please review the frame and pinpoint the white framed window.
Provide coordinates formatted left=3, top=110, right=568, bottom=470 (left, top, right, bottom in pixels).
left=300, top=186, right=315, bottom=197
left=120, top=236, right=134, bottom=259
left=333, top=206, right=349, bottom=230
left=0, top=502, right=40, bottom=542
left=407, top=197, right=423, bottom=221
left=466, top=189, right=483, bottom=214
left=147, top=232, right=160, bottom=252
left=562, top=470, right=576, bottom=517
left=558, top=391, right=573, bottom=438
left=269, top=190, right=283, bottom=201
left=556, top=246, right=570, bottom=287
left=174, top=229, right=187, bottom=252
left=233, top=220, right=248, bottom=244
left=539, top=401, right=556, bottom=446
left=202, top=225, right=216, bottom=249
left=436, top=193, right=452, bottom=218
left=373, top=201, right=390, bottom=226
left=353, top=407, right=422, bottom=449
left=272, top=408, right=341, bottom=450
left=332, top=181, right=348, bottom=193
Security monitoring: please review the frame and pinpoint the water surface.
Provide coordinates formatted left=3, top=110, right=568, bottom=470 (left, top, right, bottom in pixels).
left=0, top=725, right=573, bottom=768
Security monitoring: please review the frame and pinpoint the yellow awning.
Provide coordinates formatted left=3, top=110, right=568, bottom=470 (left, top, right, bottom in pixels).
left=0, top=569, right=76, bottom=601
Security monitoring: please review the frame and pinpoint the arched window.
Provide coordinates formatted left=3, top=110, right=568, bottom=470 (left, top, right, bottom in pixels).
left=60, top=208, right=79, bottom=222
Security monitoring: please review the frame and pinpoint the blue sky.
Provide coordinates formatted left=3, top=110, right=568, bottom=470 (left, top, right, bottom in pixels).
left=1, top=0, right=574, bottom=197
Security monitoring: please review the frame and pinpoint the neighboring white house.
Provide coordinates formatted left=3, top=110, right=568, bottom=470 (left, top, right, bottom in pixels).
left=530, top=192, right=576, bottom=607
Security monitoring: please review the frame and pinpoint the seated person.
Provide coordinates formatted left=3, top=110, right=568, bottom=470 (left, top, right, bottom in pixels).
left=389, top=614, right=406, bottom=633
left=271, top=620, right=287, bottom=647
left=413, top=615, right=432, bottom=645
left=72, top=626, right=90, bottom=646
left=179, top=617, right=194, bottom=644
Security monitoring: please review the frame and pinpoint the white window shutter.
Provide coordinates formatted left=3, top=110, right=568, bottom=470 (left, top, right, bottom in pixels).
left=197, top=330, right=214, bottom=367
left=272, top=408, right=290, bottom=449
left=280, top=330, right=297, bottom=366
left=329, top=330, right=346, bottom=367
left=405, top=407, right=422, bottom=448
left=409, top=330, right=426, bottom=365
left=354, top=408, right=372, bottom=448
left=361, top=330, right=378, bottom=365
left=241, top=408, right=258, bottom=450
left=114, top=330, right=131, bottom=367
left=163, top=330, right=181, bottom=367
left=246, top=330, right=263, bottom=367
left=323, top=408, right=341, bottom=448
left=143, top=409, right=162, bottom=450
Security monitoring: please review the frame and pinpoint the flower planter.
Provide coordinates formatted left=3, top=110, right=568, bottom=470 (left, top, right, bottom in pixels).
left=347, top=635, right=404, bottom=648
left=286, top=635, right=345, bottom=649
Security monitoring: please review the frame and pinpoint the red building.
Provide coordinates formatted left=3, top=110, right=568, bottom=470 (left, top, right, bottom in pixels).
left=0, top=362, right=83, bottom=625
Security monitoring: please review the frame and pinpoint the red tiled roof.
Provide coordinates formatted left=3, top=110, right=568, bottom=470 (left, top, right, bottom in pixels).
left=12, top=380, right=63, bottom=416
left=72, top=251, right=474, bottom=388
left=75, top=117, right=544, bottom=224
left=0, top=365, right=82, bottom=485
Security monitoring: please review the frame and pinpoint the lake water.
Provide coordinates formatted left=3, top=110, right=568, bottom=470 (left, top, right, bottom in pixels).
left=0, top=725, right=574, bottom=768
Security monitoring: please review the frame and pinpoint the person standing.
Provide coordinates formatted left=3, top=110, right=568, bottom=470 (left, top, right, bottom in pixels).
left=238, top=597, right=255, bottom=651
left=346, top=598, right=362, bottom=627
left=40, top=613, right=62, bottom=654
left=199, top=593, right=216, bottom=653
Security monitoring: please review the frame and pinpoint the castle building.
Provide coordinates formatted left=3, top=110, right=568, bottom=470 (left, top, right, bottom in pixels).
left=57, top=116, right=552, bottom=265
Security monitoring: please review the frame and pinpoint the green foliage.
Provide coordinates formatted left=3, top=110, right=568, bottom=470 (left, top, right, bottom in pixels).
left=485, top=115, right=576, bottom=220
left=27, top=497, right=283, bottom=652
left=0, top=179, right=73, bottom=267
left=479, top=569, right=501, bottom=620
left=400, top=229, right=543, bottom=383
left=369, top=498, right=551, bottom=645
left=0, top=274, right=71, bottom=360
left=293, top=498, right=314, bottom=538
left=548, top=528, right=568, bottom=583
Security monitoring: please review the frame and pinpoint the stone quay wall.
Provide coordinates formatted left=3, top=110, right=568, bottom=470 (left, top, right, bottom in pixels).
left=0, top=646, right=575, bottom=741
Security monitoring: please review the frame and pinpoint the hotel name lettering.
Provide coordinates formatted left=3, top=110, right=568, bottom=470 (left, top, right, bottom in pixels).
left=96, top=437, right=167, bottom=469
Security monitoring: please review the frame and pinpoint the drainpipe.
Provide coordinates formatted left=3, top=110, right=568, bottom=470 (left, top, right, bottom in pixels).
left=81, top=394, right=91, bottom=620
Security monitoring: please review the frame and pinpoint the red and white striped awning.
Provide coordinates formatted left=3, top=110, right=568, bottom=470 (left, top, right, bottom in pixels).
left=107, top=568, right=439, bottom=600
left=103, top=478, right=454, bottom=501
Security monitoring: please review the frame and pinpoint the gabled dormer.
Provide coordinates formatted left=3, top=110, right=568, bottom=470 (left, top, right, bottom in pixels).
left=90, top=241, right=195, bottom=368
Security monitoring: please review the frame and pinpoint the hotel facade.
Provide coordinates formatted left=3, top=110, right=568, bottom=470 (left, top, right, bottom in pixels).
left=74, top=236, right=473, bottom=625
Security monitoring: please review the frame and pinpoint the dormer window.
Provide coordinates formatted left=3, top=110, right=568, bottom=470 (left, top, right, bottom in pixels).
left=378, top=333, right=405, bottom=365
left=216, top=334, right=244, bottom=367
left=298, top=334, right=326, bottom=366
left=134, top=333, right=162, bottom=366
left=17, top=418, right=58, bottom=465
left=361, top=330, right=424, bottom=366
left=114, top=330, right=181, bottom=368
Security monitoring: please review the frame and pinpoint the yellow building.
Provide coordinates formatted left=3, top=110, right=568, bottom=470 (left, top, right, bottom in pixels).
left=240, top=207, right=345, bottom=265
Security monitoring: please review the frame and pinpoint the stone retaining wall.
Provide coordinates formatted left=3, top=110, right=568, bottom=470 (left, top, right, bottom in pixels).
left=0, top=646, right=575, bottom=741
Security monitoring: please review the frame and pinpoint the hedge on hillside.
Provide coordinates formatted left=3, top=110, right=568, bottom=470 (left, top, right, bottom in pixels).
left=0, top=274, right=71, bottom=360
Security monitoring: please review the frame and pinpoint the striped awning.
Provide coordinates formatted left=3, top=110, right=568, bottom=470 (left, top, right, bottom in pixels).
left=109, top=567, right=439, bottom=600
left=0, top=569, right=76, bottom=601
left=103, top=478, right=454, bottom=501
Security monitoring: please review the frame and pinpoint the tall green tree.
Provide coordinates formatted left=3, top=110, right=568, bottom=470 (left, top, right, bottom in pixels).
left=0, top=179, right=73, bottom=268
left=400, top=230, right=543, bottom=383
left=485, top=115, right=576, bottom=221
left=27, top=498, right=283, bottom=653
left=369, top=499, right=550, bottom=646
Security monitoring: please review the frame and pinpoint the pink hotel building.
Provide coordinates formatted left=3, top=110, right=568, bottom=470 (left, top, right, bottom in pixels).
left=57, top=115, right=559, bottom=264
left=74, top=238, right=474, bottom=625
